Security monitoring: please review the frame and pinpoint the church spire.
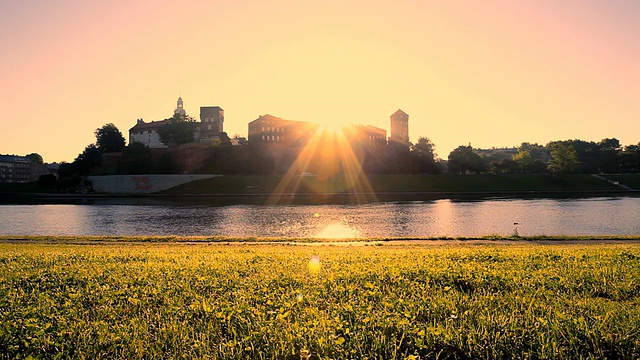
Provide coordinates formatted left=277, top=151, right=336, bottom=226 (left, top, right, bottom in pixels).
left=174, top=96, right=185, bottom=116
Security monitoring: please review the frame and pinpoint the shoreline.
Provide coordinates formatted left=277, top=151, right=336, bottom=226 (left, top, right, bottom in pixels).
left=2, top=235, right=640, bottom=245
left=2, top=189, right=638, bottom=205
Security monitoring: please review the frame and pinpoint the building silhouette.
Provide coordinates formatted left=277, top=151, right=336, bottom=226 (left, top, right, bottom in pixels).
left=174, top=96, right=186, bottom=116
left=199, top=106, right=224, bottom=144
left=0, top=155, right=52, bottom=183
left=248, top=114, right=317, bottom=147
left=389, top=109, right=410, bottom=145
left=248, top=115, right=390, bottom=149
left=129, top=97, right=226, bottom=148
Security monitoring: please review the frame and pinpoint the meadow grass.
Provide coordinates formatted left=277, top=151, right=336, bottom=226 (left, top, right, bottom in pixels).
left=1, top=243, right=639, bottom=359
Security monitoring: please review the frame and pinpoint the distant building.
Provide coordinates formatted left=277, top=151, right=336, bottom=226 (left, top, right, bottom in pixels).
left=475, top=147, right=518, bottom=160
left=0, top=155, right=50, bottom=183
left=129, top=118, right=170, bottom=148
left=247, top=114, right=389, bottom=149
left=248, top=114, right=317, bottom=147
left=349, top=125, right=387, bottom=147
left=389, top=109, right=410, bottom=146
left=129, top=97, right=228, bottom=148
left=199, top=106, right=224, bottom=144
left=174, top=96, right=186, bottom=116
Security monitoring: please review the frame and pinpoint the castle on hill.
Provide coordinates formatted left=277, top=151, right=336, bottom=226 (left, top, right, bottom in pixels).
left=129, top=97, right=225, bottom=148
left=128, top=97, right=411, bottom=150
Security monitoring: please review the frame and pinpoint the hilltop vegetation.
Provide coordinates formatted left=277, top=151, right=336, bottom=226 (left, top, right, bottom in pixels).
left=1, top=243, right=639, bottom=359
left=161, top=173, right=624, bottom=195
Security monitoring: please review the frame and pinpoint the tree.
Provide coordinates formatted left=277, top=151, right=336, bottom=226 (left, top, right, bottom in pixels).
left=447, top=145, right=485, bottom=174
left=157, top=113, right=197, bottom=146
left=26, top=153, right=44, bottom=165
left=597, top=138, right=621, bottom=173
left=559, top=140, right=598, bottom=173
left=491, top=158, right=519, bottom=174
left=547, top=142, right=580, bottom=174
left=512, top=150, right=534, bottom=173
left=620, top=143, right=640, bottom=173
left=37, top=174, right=57, bottom=188
left=95, top=123, right=126, bottom=153
left=74, top=144, right=104, bottom=175
left=117, top=142, right=153, bottom=174
left=408, top=137, right=441, bottom=174
left=411, top=137, right=437, bottom=160
left=518, top=142, right=547, bottom=161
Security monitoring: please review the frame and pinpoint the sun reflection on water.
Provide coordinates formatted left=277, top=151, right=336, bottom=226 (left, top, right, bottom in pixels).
left=314, top=222, right=360, bottom=239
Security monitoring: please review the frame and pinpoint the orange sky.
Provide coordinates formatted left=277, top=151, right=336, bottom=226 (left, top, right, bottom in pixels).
left=1, top=0, right=638, bottom=163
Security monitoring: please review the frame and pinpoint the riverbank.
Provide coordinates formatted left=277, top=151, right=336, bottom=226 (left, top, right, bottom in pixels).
left=2, top=242, right=638, bottom=359
left=3, top=235, right=640, bottom=244
left=162, top=173, right=638, bottom=194
left=2, top=174, right=639, bottom=204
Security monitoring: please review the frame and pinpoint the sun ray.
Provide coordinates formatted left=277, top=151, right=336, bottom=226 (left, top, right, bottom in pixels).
left=267, top=123, right=378, bottom=205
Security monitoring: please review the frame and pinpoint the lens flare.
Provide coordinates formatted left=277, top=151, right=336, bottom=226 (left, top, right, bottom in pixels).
left=267, top=123, right=378, bottom=204
left=308, top=255, right=321, bottom=276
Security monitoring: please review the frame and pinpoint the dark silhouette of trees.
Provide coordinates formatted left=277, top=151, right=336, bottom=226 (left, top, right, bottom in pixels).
left=37, top=174, right=57, bottom=188
left=598, top=138, right=621, bottom=173
left=116, top=142, right=153, bottom=174
left=58, top=124, right=125, bottom=178
left=620, top=143, right=640, bottom=173
left=95, top=123, right=126, bottom=153
left=116, top=143, right=179, bottom=174
left=490, top=158, right=520, bottom=174
left=157, top=113, right=197, bottom=146
left=447, top=145, right=485, bottom=174
left=26, top=153, right=44, bottom=165
left=558, top=140, right=599, bottom=173
left=511, top=143, right=547, bottom=174
left=409, top=137, right=441, bottom=174
left=59, top=144, right=103, bottom=177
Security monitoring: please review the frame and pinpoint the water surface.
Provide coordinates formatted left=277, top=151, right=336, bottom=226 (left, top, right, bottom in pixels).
left=1, top=197, right=639, bottom=237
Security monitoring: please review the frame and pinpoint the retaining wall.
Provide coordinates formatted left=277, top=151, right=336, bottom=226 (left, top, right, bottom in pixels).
left=88, top=174, right=221, bottom=194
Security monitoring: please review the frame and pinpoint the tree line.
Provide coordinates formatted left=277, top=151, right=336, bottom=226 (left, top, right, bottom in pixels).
left=448, top=138, right=640, bottom=175
left=55, top=121, right=639, bottom=192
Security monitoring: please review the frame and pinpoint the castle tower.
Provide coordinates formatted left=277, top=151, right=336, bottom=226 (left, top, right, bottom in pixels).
left=389, top=109, right=409, bottom=144
left=199, top=105, right=224, bottom=144
left=174, top=96, right=186, bottom=116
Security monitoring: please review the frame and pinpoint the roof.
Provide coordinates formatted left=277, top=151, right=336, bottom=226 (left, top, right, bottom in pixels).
left=129, top=119, right=170, bottom=132
left=0, top=155, right=29, bottom=163
left=359, top=124, right=386, bottom=134
left=249, top=114, right=300, bottom=125
left=391, top=109, right=408, bottom=117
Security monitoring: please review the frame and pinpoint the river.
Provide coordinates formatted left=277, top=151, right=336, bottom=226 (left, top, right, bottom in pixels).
left=1, top=197, right=639, bottom=238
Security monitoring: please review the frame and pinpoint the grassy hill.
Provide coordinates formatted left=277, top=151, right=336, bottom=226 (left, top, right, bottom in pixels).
left=607, top=174, right=640, bottom=190
left=160, top=174, right=624, bottom=195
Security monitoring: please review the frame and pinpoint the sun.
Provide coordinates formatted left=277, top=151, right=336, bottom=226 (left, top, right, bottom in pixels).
left=265, top=118, right=380, bottom=204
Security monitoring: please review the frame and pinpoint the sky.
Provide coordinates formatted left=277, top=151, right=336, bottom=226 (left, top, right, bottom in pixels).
left=1, top=0, right=638, bottom=163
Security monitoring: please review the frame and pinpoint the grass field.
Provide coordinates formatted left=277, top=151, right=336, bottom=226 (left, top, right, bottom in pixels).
left=1, top=242, right=639, bottom=359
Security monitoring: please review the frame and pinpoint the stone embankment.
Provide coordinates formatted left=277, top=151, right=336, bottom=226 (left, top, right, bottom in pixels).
left=88, top=174, right=220, bottom=194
